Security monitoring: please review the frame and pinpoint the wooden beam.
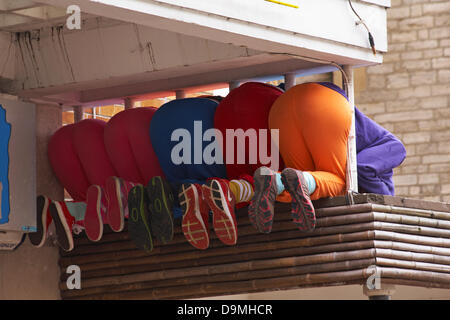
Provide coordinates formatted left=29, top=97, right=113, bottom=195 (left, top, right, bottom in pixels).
left=12, top=6, right=67, bottom=20
left=0, top=0, right=41, bottom=12
left=36, top=0, right=385, bottom=62
left=79, top=58, right=320, bottom=103
left=0, top=13, right=34, bottom=28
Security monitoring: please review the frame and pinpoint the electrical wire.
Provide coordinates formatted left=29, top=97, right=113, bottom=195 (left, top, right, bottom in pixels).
left=348, top=0, right=377, bottom=55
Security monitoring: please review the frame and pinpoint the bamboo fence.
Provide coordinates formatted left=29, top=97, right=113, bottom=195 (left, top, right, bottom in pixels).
left=59, top=194, right=450, bottom=299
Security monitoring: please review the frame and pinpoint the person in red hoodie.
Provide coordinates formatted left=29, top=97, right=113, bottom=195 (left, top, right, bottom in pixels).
left=29, top=107, right=170, bottom=252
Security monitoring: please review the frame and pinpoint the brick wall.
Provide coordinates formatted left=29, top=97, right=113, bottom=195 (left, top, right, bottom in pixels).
left=355, top=0, right=450, bottom=202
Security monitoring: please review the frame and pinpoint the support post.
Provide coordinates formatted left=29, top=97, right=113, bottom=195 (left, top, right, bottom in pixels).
left=363, top=284, right=396, bottom=300
left=284, top=73, right=296, bottom=90
left=175, top=90, right=186, bottom=100
left=124, top=97, right=135, bottom=109
left=342, top=65, right=358, bottom=196
left=229, top=81, right=240, bottom=91
left=73, top=106, right=84, bottom=123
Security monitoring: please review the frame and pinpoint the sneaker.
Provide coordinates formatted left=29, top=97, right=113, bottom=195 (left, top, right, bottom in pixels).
left=147, top=176, right=174, bottom=244
left=29, top=195, right=52, bottom=247
left=179, top=183, right=210, bottom=250
left=248, top=167, right=278, bottom=233
left=280, top=168, right=316, bottom=232
left=49, top=201, right=75, bottom=252
left=84, top=185, right=105, bottom=242
left=105, top=176, right=129, bottom=232
left=202, top=179, right=238, bottom=246
left=128, top=185, right=153, bottom=252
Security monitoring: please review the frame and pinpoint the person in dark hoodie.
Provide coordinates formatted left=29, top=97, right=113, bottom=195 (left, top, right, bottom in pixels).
left=249, top=82, right=407, bottom=234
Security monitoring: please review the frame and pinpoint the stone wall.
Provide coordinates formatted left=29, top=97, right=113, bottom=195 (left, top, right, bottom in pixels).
left=356, top=0, right=450, bottom=202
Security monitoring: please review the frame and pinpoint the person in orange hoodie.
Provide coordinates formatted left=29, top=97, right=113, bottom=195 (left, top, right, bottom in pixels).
left=250, top=82, right=406, bottom=234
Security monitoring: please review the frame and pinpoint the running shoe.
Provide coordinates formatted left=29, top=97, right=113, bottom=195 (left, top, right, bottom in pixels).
left=49, top=201, right=75, bottom=252
left=179, top=183, right=210, bottom=250
left=147, top=176, right=174, bottom=244
left=281, top=168, right=316, bottom=232
left=105, top=176, right=129, bottom=232
left=248, top=166, right=277, bottom=233
left=202, top=179, right=238, bottom=246
left=128, top=184, right=153, bottom=252
left=84, top=185, right=106, bottom=242
left=28, top=195, right=52, bottom=247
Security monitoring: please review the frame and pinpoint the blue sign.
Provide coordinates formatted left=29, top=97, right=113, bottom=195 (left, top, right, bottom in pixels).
left=0, top=104, right=11, bottom=224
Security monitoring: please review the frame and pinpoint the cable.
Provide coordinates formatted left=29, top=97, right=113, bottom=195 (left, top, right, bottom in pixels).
left=348, top=0, right=377, bottom=55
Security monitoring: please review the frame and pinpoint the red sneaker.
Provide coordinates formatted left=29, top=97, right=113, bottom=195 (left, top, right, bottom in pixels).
left=280, top=168, right=316, bottom=232
left=203, top=179, right=238, bottom=246
left=49, top=201, right=75, bottom=252
left=84, top=185, right=106, bottom=242
left=105, top=176, right=131, bottom=232
left=29, top=195, right=53, bottom=247
left=179, top=183, right=210, bottom=250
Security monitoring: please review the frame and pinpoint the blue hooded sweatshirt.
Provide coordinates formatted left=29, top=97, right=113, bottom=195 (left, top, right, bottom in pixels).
left=318, top=82, right=407, bottom=196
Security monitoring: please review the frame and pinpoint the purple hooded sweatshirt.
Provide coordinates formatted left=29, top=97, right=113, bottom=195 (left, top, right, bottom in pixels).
left=318, top=82, right=407, bottom=196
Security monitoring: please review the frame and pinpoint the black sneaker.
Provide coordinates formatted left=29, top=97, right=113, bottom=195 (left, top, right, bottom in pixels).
left=127, top=185, right=153, bottom=252
left=147, top=176, right=174, bottom=244
left=29, top=196, right=52, bottom=247
left=49, top=201, right=75, bottom=252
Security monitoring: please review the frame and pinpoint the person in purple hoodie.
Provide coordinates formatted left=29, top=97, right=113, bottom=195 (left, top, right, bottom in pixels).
left=249, top=82, right=407, bottom=234
left=319, top=81, right=407, bottom=196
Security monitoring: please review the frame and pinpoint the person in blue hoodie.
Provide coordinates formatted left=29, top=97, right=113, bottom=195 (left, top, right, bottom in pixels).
left=150, top=97, right=237, bottom=250
left=0, top=104, right=11, bottom=225
left=249, top=82, right=407, bottom=234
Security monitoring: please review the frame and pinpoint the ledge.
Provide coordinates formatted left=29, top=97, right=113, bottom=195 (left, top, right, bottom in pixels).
left=59, top=194, right=450, bottom=300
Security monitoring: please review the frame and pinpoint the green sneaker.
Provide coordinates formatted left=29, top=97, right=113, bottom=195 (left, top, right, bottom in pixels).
left=147, top=176, right=174, bottom=244
left=127, top=185, right=153, bottom=253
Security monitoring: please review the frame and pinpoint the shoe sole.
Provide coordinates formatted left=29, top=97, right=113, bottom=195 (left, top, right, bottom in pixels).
left=281, top=168, right=316, bottom=231
left=203, top=180, right=237, bottom=246
left=179, top=184, right=209, bottom=250
left=49, top=202, right=74, bottom=252
left=249, top=167, right=276, bottom=234
left=84, top=185, right=103, bottom=242
left=147, top=176, right=174, bottom=244
left=128, top=185, right=153, bottom=252
left=28, top=196, right=50, bottom=247
left=106, top=177, right=125, bottom=232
